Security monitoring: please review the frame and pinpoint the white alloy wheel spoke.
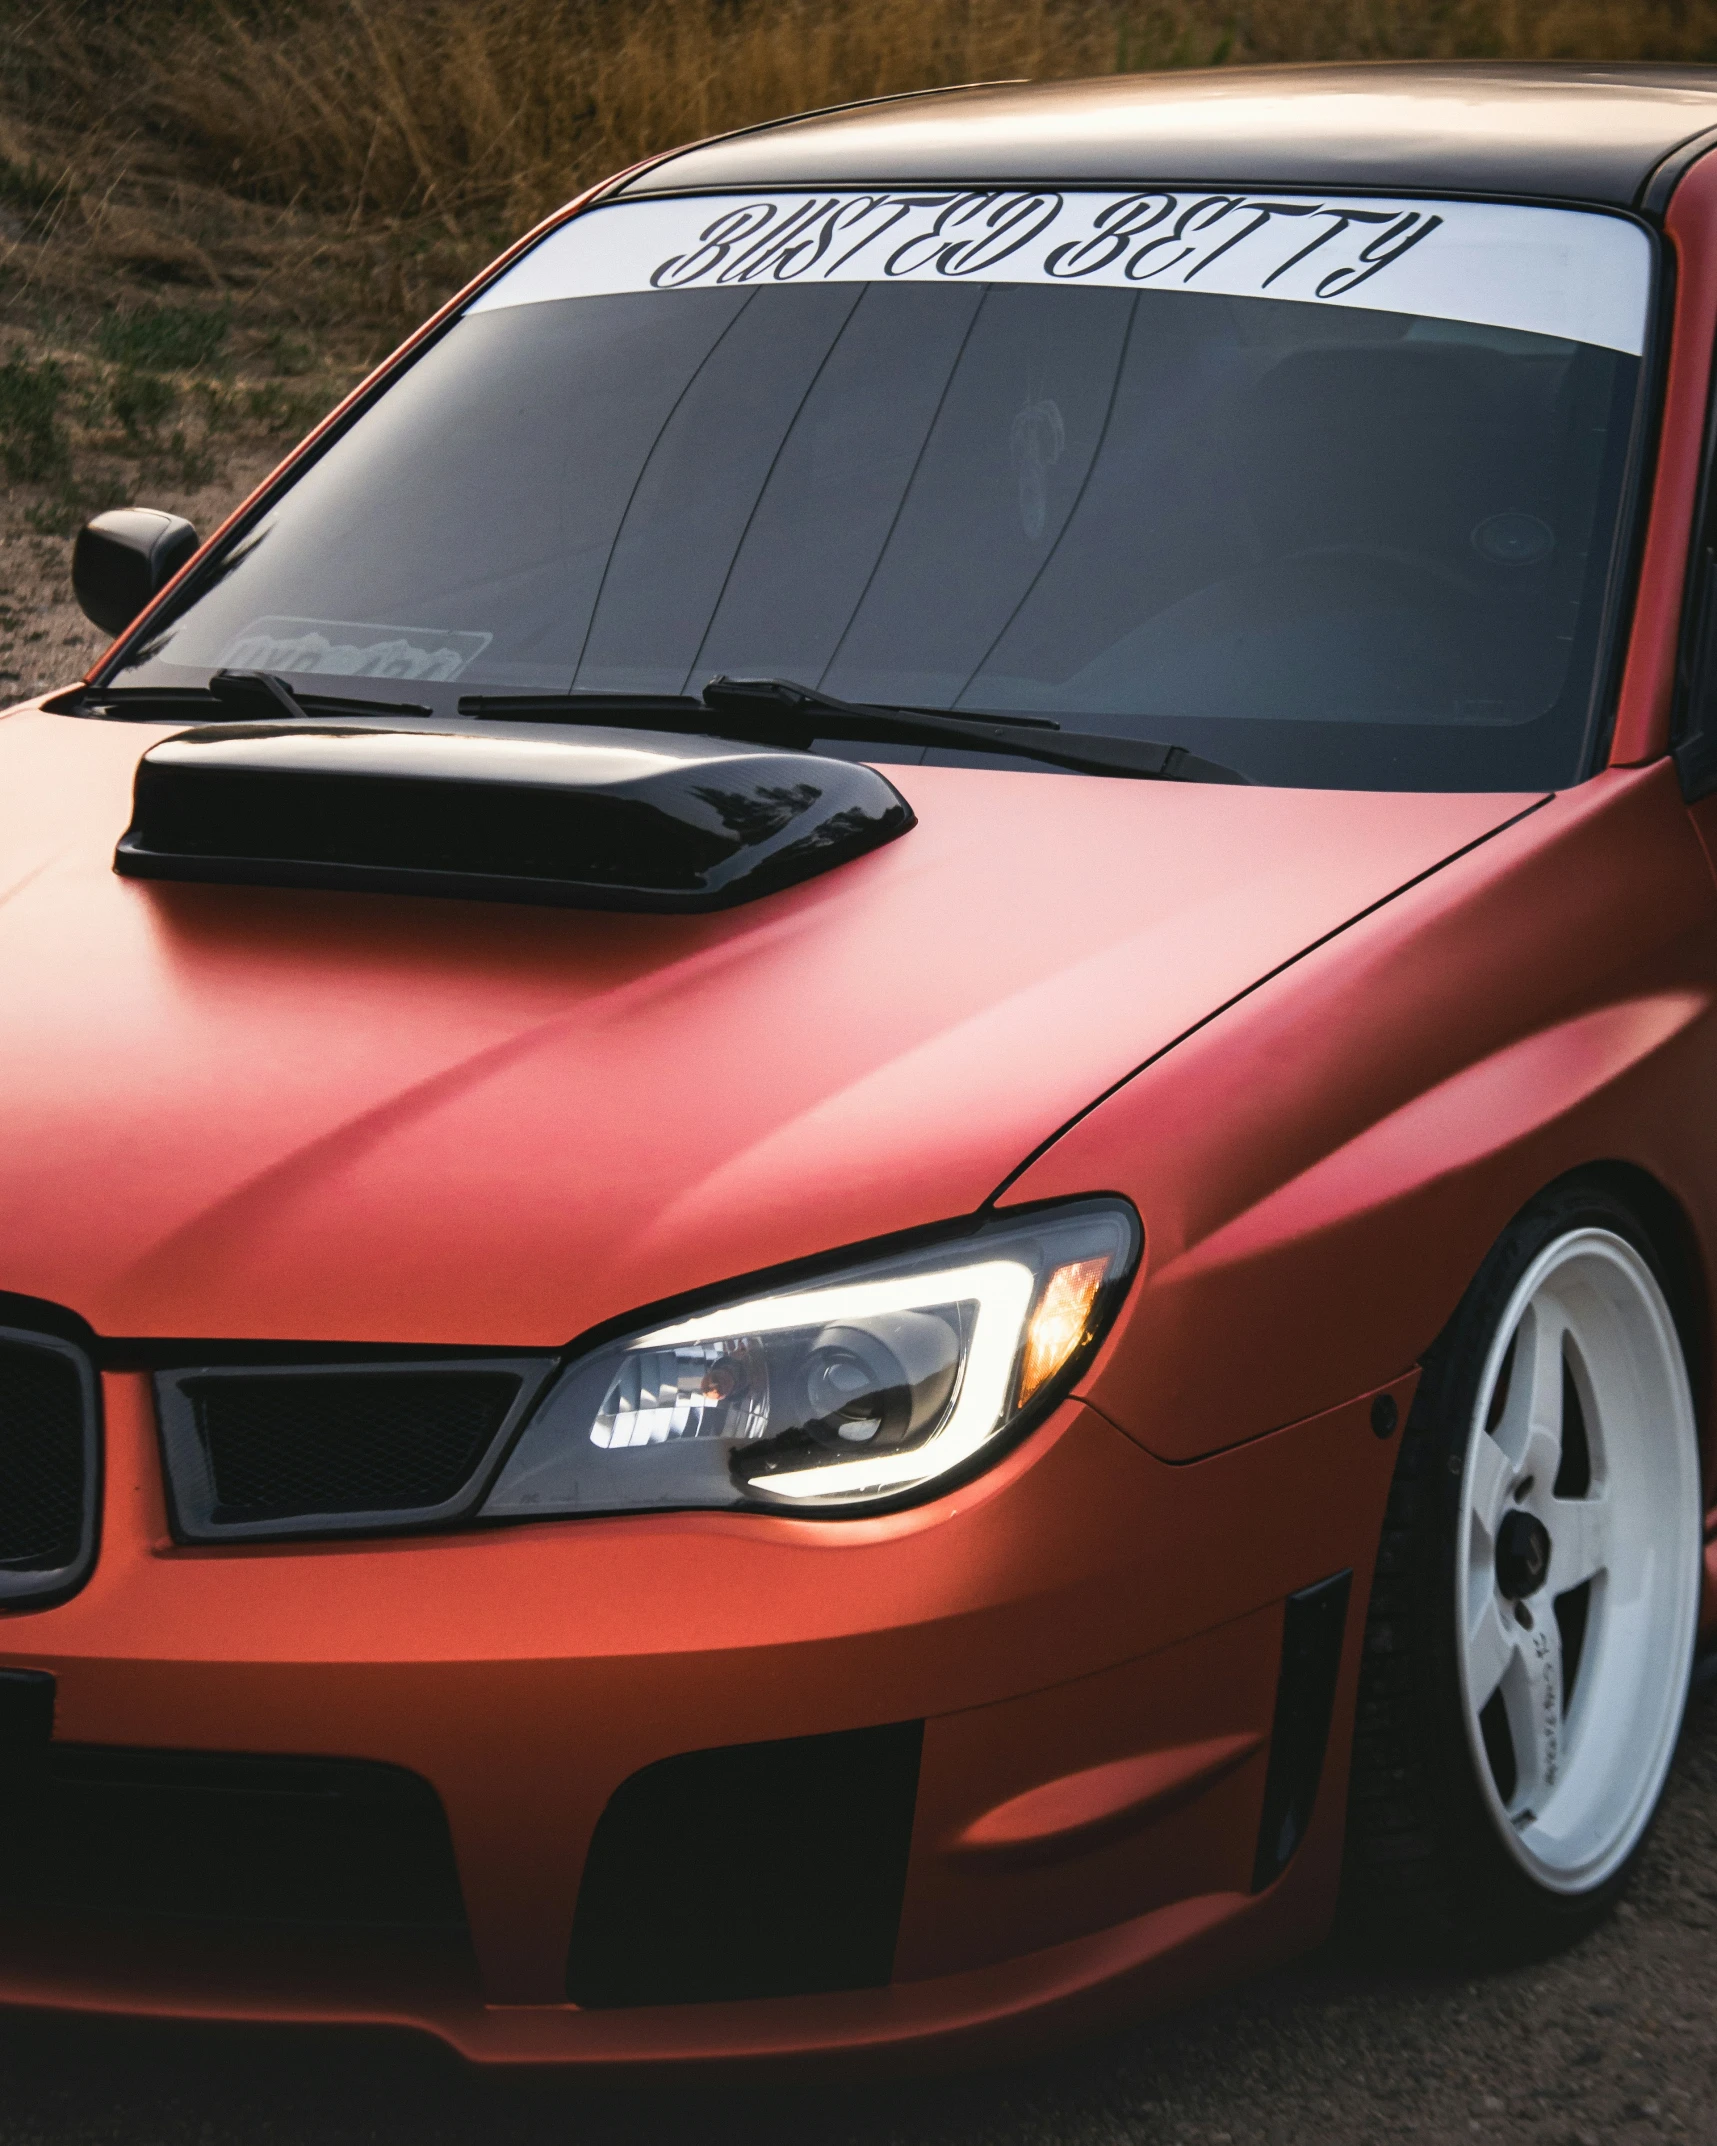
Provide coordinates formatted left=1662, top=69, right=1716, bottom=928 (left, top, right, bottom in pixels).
left=1495, top=1298, right=1568, bottom=1486
left=1500, top=1609, right=1564, bottom=1813
left=1466, top=1431, right=1512, bottom=1536
left=1466, top=1593, right=1518, bottom=1704
left=1515, top=1420, right=1565, bottom=1506
left=1547, top=1492, right=1610, bottom=1592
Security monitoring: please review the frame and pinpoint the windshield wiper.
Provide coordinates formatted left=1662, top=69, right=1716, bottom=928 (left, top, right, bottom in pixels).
left=699, top=677, right=1247, bottom=784
left=89, top=671, right=434, bottom=721
left=461, top=678, right=1247, bottom=784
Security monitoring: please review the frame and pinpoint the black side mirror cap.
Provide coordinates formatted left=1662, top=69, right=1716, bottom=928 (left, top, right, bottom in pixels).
left=71, top=509, right=200, bottom=637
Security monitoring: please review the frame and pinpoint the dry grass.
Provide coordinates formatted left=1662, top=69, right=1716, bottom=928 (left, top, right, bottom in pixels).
left=10, top=0, right=1717, bottom=239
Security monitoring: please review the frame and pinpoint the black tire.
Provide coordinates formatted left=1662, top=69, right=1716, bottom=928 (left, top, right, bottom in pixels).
left=1343, top=1178, right=1702, bottom=1963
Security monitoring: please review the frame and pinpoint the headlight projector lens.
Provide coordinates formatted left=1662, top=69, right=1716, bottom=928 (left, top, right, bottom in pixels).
left=801, top=1314, right=962, bottom=1447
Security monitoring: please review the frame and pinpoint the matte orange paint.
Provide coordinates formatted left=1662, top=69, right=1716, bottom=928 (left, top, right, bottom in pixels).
left=0, top=710, right=1530, bottom=1345
left=943, top=1732, right=1265, bottom=1865
left=1023, top=760, right=1717, bottom=1472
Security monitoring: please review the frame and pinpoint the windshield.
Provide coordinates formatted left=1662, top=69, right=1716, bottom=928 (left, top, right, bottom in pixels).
left=110, top=187, right=1653, bottom=790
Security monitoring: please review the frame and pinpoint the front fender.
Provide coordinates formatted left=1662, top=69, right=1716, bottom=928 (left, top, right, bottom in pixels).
left=1004, top=760, right=1717, bottom=1463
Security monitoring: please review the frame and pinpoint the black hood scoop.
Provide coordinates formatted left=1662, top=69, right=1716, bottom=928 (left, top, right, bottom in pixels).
left=114, top=723, right=916, bottom=911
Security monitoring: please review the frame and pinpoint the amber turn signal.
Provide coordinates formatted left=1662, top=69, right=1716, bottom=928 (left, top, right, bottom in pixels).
left=1019, top=1256, right=1111, bottom=1406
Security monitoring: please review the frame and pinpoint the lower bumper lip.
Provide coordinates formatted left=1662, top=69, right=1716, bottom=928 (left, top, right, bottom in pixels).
left=0, top=1886, right=1283, bottom=2072
left=0, top=1373, right=1403, bottom=2060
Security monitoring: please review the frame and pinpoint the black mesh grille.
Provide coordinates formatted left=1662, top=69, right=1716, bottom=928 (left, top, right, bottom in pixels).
left=0, top=1745, right=467, bottom=1931
left=0, top=1340, right=87, bottom=1571
left=186, top=1370, right=523, bottom=1523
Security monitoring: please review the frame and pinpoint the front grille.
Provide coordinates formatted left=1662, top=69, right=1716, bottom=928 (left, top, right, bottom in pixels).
left=195, top=1371, right=519, bottom=1518
left=155, top=1358, right=554, bottom=1540
left=567, top=1722, right=923, bottom=2007
left=0, top=1345, right=83, bottom=1565
left=0, top=1328, right=98, bottom=1604
left=0, top=1744, right=467, bottom=1932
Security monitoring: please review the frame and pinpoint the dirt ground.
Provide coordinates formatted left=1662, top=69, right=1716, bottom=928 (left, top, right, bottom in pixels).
left=0, top=1670, right=1705, bottom=2146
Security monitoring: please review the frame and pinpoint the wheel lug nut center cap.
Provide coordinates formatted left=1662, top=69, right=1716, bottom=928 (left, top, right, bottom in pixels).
left=1496, top=1508, right=1553, bottom=1600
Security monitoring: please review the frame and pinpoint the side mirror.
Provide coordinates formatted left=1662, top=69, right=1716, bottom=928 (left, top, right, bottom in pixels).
left=72, top=509, right=199, bottom=637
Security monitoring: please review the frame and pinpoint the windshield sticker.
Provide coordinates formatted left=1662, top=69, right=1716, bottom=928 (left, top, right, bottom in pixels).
left=219, top=617, right=493, bottom=682
left=470, top=189, right=1649, bottom=355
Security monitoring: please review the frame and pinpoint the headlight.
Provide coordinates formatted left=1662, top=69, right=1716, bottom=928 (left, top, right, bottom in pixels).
left=481, top=1199, right=1139, bottom=1517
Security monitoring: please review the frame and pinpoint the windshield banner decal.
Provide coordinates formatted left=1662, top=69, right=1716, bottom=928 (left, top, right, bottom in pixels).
left=219, top=616, right=493, bottom=682
left=470, top=188, right=1650, bottom=354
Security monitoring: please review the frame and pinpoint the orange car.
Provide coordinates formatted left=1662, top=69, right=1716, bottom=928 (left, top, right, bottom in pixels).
left=3, top=60, right=1717, bottom=2068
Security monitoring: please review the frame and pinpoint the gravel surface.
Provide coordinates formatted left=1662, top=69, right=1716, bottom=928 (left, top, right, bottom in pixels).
left=0, top=1670, right=1707, bottom=2145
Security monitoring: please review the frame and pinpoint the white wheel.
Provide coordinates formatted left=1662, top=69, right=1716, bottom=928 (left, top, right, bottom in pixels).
left=1349, top=1184, right=1704, bottom=1957
left=1455, top=1228, right=1702, bottom=1892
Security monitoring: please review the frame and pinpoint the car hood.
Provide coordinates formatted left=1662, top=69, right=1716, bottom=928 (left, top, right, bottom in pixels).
left=0, top=709, right=1535, bottom=1344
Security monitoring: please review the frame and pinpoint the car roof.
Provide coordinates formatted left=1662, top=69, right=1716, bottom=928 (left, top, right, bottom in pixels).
left=616, top=62, right=1717, bottom=211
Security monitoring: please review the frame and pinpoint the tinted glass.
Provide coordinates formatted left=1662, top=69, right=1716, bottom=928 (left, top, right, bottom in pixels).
left=113, top=261, right=1644, bottom=790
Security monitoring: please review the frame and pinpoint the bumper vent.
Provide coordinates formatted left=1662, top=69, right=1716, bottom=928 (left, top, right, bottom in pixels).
left=0, top=1743, right=466, bottom=1932
left=567, top=1721, right=923, bottom=2008
left=0, top=1328, right=100, bottom=1606
left=156, top=1359, right=554, bottom=1541
left=1252, top=1569, right=1352, bottom=1891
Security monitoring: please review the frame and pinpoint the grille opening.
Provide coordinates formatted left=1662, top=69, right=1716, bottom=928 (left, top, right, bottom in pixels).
left=0, top=1336, right=90, bottom=1576
left=0, top=1746, right=467, bottom=1932
left=567, top=1721, right=923, bottom=2008
left=184, top=1369, right=524, bottom=1525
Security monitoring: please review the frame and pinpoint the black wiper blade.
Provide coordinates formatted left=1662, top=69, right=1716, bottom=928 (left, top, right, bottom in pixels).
left=700, top=676, right=1248, bottom=785
left=90, top=673, right=433, bottom=721
left=210, top=670, right=437, bottom=721
left=210, top=669, right=308, bottom=721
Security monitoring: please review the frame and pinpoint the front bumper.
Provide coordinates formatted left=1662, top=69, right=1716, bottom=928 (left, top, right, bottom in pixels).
left=0, top=1371, right=1405, bottom=2068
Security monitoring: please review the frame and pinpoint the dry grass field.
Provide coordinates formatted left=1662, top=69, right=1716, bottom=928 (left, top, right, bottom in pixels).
left=6, top=0, right=1717, bottom=693
left=20, top=1, right=1717, bottom=230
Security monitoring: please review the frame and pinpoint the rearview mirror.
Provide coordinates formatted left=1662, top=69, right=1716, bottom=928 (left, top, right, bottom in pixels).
left=72, top=508, right=199, bottom=637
